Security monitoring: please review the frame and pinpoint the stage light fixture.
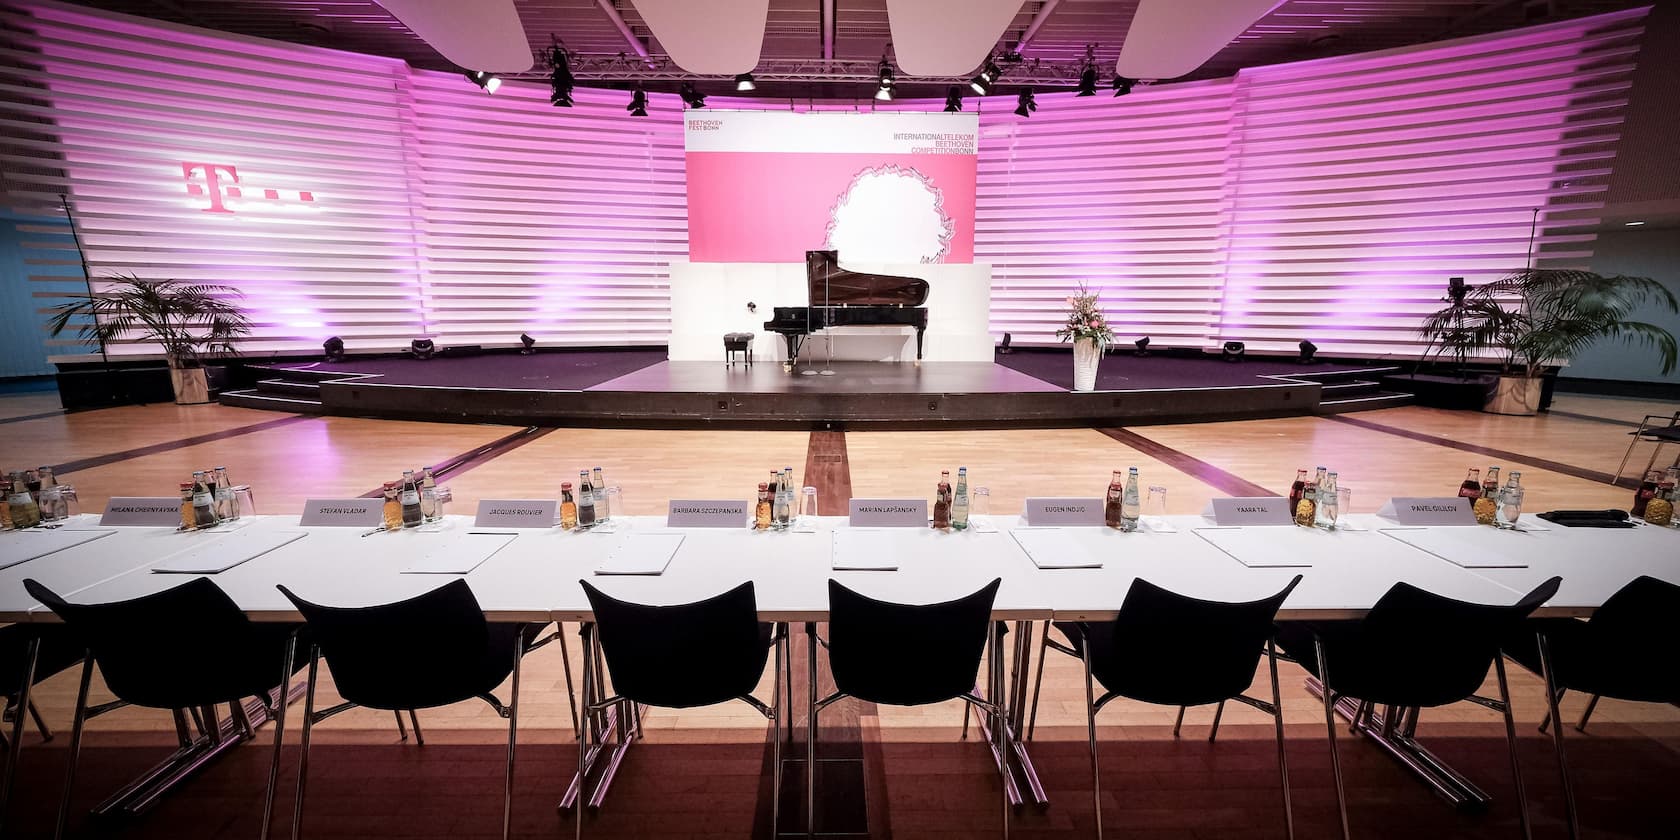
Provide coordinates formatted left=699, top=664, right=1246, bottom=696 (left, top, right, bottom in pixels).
left=969, top=58, right=1001, bottom=95
left=1134, top=336, right=1151, bottom=357
left=463, top=70, right=501, bottom=94
left=734, top=73, right=756, bottom=91
left=679, top=82, right=706, bottom=109
left=323, top=336, right=345, bottom=362
left=520, top=333, right=537, bottom=355
left=944, top=86, right=964, bottom=112
left=1014, top=88, right=1038, bottom=117
left=626, top=86, right=648, bottom=117
left=1298, top=339, right=1318, bottom=364
left=1221, top=341, right=1246, bottom=363
left=999, top=332, right=1013, bottom=354
left=875, top=59, right=895, bottom=101
left=548, top=45, right=574, bottom=107
left=1447, top=275, right=1467, bottom=304
left=969, top=75, right=992, bottom=95
left=1112, top=76, right=1135, bottom=97
left=410, top=338, right=436, bottom=360
left=1076, top=65, right=1098, bottom=96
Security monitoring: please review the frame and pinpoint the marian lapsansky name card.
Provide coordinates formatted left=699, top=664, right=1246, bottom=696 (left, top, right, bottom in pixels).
left=848, top=499, right=928, bottom=528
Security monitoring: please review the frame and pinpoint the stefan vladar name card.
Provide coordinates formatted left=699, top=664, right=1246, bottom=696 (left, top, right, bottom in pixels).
left=299, top=499, right=382, bottom=527
left=474, top=499, right=558, bottom=528
left=849, top=499, right=928, bottom=528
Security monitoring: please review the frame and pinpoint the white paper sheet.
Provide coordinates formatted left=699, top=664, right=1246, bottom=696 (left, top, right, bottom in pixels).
left=594, top=533, right=685, bottom=575
left=1009, top=528, right=1103, bottom=569
left=831, top=530, right=902, bottom=571
left=1378, top=527, right=1530, bottom=568
left=1193, top=527, right=1315, bottom=568
left=402, top=532, right=517, bottom=574
left=0, top=529, right=115, bottom=570
left=152, top=531, right=307, bottom=574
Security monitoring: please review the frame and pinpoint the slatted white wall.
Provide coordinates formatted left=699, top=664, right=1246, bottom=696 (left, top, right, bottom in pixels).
left=0, top=1, right=1650, bottom=360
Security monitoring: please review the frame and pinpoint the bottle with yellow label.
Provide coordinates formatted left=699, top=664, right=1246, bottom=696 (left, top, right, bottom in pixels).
left=560, top=482, right=578, bottom=530
left=1645, top=468, right=1678, bottom=527
left=381, top=482, right=403, bottom=531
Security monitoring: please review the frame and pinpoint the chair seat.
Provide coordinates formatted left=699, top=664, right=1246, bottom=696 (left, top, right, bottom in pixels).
left=1055, top=621, right=1249, bottom=708
left=1505, top=618, right=1680, bottom=704
left=351, top=622, right=543, bottom=711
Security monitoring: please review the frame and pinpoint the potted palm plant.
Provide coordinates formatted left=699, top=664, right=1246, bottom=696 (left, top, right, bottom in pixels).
left=1420, top=268, right=1678, bottom=416
left=47, top=275, right=253, bottom=405
left=1056, top=282, right=1116, bottom=391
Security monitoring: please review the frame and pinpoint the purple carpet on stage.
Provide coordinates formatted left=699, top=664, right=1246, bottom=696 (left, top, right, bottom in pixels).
left=280, top=349, right=666, bottom=390
left=996, top=348, right=1380, bottom=390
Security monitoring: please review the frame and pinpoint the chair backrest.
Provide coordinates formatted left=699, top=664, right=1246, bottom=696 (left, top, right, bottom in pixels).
left=1353, top=576, right=1561, bottom=706
left=1089, top=576, right=1301, bottom=707
left=1587, top=575, right=1680, bottom=639
left=23, top=576, right=269, bottom=709
left=827, top=578, right=1000, bottom=707
left=581, top=580, right=768, bottom=709
left=278, top=579, right=492, bottom=710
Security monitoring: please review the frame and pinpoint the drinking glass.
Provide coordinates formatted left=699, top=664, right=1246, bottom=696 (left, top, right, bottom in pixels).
left=969, top=487, right=997, bottom=533
left=1336, top=488, right=1352, bottom=523
left=596, top=486, right=627, bottom=533
left=796, top=486, right=819, bottom=532
left=1144, top=485, right=1168, bottom=531
left=1322, top=490, right=1340, bottom=530
left=233, top=485, right=256, bottom=518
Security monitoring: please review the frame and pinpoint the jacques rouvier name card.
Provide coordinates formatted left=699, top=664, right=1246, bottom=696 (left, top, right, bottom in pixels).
left=475, top=499, right=558, bottom=528
left=849, top=499, right=929, bottom=528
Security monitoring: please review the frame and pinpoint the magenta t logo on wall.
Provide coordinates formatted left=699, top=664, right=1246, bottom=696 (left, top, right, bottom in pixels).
left=183, top=162, right=317, bottom=214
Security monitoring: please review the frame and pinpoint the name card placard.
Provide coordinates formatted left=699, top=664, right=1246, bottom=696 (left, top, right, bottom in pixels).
left=1024, top=497, right=1105, bottom=527
left=849, top=498, right=929, bottom=528
left=475, top=499, right=558, bottom=528
left=100, top=497, right=182, bottom=527
left=667, top=499, right=751, bottom=528
left=1202, top=497, right=1293, bottom=526
left=1377, top=497, right=1477, bottom=526
left=300, top=499, right=382, bottom=527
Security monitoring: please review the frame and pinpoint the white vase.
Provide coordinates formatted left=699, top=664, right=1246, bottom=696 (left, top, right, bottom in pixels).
left=1072, top=337, right=1102, bottom=391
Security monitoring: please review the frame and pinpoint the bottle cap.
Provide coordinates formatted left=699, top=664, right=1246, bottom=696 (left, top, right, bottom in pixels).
left=758, top=482, right=769, bottom=490
left=562, top=482, right=573, bottom=490
left=180, top=482, right=194, bottom=490
left=384, top=481, right=397, bottom=489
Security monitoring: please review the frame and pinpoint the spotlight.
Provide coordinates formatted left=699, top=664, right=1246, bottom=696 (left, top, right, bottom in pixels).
left=969, top=58, right=1001, bottom=95
left=1447, top=276, right=1467, bottom=303
left=1014, top=88, right=1037, bottom=117
left=969, top=75, right=992, bottom=95
left=999, top=332, right=1013, bottom=354
left=1221, top=341, right=1246, bottom=363
left=626, top=86, right=648, bottom=117
left=679, top=82, right=706, bottom=109
left=734, top=73, right=756, bottom=92
left=548, top=45, right=574, bottom=107
left=464, top=70, right=501, bottom=94
left=1112, top=76, right=1135, bottom=96
left=323, top=336, right=345, bottom=362
left=1134, top=336, right=1151, bottom=357
left=410, top=338, right=436, bottom=360
left=875, top=58, right=895, bottom=101
left=1298, top=339, right=1318, bottom=364
left=520, top=333, right=537, bottom=355
left=944, top=86, right=964, bottom=112
left=1076, top=65, right=1098, bottom=96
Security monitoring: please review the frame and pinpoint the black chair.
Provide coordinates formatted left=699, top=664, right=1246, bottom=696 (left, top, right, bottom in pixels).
left=1275, top=576, right=1562, bottom=840
left=1502, top=574, right=1680, bottom=840
left=576, top=581, right=785, bottom=838
left=23, top=577, right=305, bottom=840
left=278, top=580, right=552, bottom=840
left=815, top=579, right=1007, bottom=837
left=1044, top=576, right=1302, bottom=839
left=1, top=624, right=84, bottom=833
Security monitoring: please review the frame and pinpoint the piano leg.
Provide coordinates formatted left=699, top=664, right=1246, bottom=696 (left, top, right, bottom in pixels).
left=782, top=334, right=804, bottom=373
left=915, top=326, right=926, bottom=366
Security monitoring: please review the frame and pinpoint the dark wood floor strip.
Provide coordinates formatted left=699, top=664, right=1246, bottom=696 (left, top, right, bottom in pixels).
left=52, top=414, right=316, bottom=475
left=1545, top=408, right=1646, bottom=428
left=0, top=408, right=68, bottom=426
left=357, top=426, right=552, bottom=497
left=1323, top=414, right=1639, bottom=488
left=1097, top=426, right=1280, bottom=497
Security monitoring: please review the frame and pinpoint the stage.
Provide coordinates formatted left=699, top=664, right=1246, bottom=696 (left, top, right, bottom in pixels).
left=219, top=349, right=1410, bottom=429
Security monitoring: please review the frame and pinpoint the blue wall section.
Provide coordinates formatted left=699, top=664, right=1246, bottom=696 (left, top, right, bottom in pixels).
left=0, top=210, right=89, bottom=379
left=1565, top=227, right=1680, bottom=385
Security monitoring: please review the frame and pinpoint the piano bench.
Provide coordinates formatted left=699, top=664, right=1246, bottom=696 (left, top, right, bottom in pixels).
left=723, top=332, right=755, bottom=368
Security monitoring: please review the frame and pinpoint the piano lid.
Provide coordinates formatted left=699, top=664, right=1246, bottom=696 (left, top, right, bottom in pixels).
left=805, top=250, right=929, bottom=307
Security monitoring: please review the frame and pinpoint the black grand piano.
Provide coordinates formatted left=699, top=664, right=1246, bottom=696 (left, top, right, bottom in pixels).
left=763, top=250, right=929, bottom=369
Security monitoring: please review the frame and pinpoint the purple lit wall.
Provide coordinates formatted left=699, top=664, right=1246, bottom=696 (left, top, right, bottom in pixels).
left=0, top=0, right=1648, bottom=358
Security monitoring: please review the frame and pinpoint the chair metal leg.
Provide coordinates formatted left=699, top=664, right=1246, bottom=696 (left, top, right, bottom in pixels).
left=1314, top=638, right=1351, bottom=840
left=1173, top=706, right=1186, bottom=737
left=1537, top=633, right=1580, bottom=840
left=558, top=621, right=580, bottom=739
left=395, top=710, right=408, bottom=741
left=962, top=695, right=971, bottom=740
left=503, top=632, right=522, bottom=840
left=1616, top=422, right=1647, bottom=481
left=1493, top=656, right=1533, bottom=840
left=1025, top=620, right=1052, bottom=741
left=260, top=635, right=296, bottom=840
left=990, top=620, right=1009, bottom=840
left=576, top=629, right=590, bottom=840
left=54, top=657, right=95, bottom=840
left=0, top=637, right=42, bottom=836
left=1538, top=687, right=1564, bottom=734
left=291, top=648, right=321, bottom=840
left=771, top=623, right=784, bottom=838
left=1083, top=643, right=1102, bottom=840
left=1576, top=694, right=1599, bottom=733
left=1208, top=700, right=1226, bottom=742
left=806, top=622, right=818, bottom=839
left=1267, top=640, right=1295, bottom=840
left=410, top=710, right=424, bottom=746
left=28, top=700, right=51, bottom=742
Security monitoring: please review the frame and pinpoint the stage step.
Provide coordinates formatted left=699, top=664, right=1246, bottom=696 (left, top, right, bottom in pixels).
left=1314, top=390, right=1414, bottom=414
left=219, top=389, right=325, bottom=413
left=254, top=378, right=320, bottom=398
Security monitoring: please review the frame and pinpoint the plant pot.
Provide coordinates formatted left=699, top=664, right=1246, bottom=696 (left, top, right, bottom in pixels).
left=1484, top=374, right=1539, bottom=416
left=169, top=366, right=212, bottom=405
left=1072, top=337, right=1102, bottom=391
